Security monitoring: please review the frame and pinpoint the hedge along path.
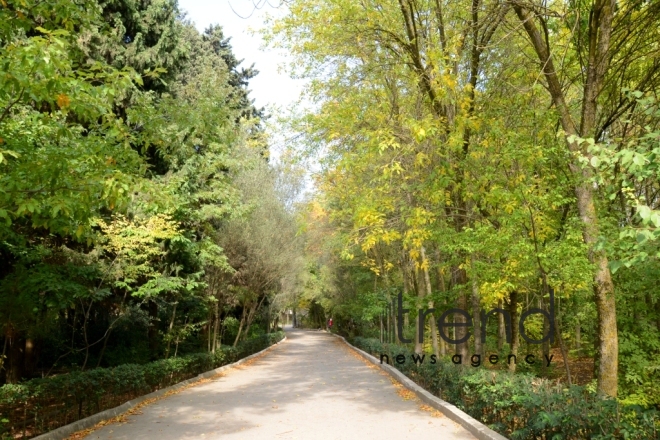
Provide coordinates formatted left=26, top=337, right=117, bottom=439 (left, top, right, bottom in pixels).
left=80, top=329, right=476, bottom=440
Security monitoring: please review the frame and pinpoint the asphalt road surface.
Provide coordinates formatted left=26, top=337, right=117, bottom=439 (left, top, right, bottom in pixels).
left=85, top=328, right=476, bottom=440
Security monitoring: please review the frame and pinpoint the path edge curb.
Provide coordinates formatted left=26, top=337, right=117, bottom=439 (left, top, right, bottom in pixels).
left=32, top=335, right=287, bottom=440
left=329, top=332, right=508, bottom=440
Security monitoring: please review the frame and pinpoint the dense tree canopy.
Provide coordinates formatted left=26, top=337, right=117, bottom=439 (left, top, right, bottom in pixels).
left=266, top=0, right=660, bottom=406
left=0, top=0, right=302, bottom=387
left=1, top=0, right=659, bottom=437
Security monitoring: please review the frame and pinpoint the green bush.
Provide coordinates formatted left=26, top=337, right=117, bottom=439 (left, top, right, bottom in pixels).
left=0, top=332, right=284, bottom=439
left=351, top=337, right=659, bottom=440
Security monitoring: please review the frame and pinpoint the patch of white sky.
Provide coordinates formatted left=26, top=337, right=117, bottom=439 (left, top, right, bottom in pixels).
left=177, top=0, right=315, bottom=169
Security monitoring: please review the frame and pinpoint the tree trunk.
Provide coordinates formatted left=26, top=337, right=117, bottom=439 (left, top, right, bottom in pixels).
left=435, top=248, right=447, bottom=356
left=95, top=330, right=112, bottom=368
left=508, top=291, right=519, bottom=373
left=242, top=296, right=266, bottom=343
left=380, top=312, right=384, bottom=343
left=233, top=307, right=248, bottom=347
left=7, top=334, right=23, bottom=384
left=401, top=253, right=411, bottom=341
left=207, top=312, right=212, bottom=353
left=165, top=302, right=177, bottom=359
left=556, top=312, right=573, bottom=385
left=387, top=302, right=391, bottom=343
left=497, top=299, right=505, bottom=351
left=392, top=302, right=396, bottom=343
left=593, top=264, right=618, bottom=397
left=173, top=317, right=187, bottom=359
left=471, top=256, right=482, bottom=359
left=542, top=297, right=551, bottom=376
left=1, top=335, right=8, bottom=381
left=220, top=316, right=227, bottom=345
left=421, top=246, right=439, bottom=359
left=453, top=267, right=469, bottom=365
left=472, top=280, right=482, bottom=358
left=148, top=301, right=159, bottom=355
left=212, top=300, right=220, bottom=353
left=414, top=267, right=425, bottom=354
left=80, top=299, right=94, bottom=371
left=514, top=1, right=618, bottom=397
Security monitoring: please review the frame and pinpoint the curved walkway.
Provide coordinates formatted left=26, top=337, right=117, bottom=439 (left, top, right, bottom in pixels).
left=85, top=329, right=475, bottom=439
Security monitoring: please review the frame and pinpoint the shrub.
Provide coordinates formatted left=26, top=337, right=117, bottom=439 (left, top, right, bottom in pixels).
left=351, top=337, right=659, bottom=440
left=0, top=332, right=284, bottom=439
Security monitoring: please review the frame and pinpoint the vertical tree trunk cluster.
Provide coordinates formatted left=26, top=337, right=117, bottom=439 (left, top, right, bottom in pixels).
left=513, top=1, right=618, bottom=397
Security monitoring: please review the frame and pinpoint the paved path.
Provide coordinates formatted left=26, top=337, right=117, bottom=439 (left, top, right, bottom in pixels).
left=86, top=329, right=476, bottom=440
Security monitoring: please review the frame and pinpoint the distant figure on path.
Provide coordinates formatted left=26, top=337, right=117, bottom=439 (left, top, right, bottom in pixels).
left=327, top=318, right=333, bottom=330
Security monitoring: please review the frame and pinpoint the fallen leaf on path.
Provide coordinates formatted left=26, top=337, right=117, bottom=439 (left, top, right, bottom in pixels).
left=419, top=405, right=443, bottom=418
left=397, top=389, right=416, bottom=400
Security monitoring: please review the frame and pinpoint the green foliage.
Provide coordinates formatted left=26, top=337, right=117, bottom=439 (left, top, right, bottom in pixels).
left=0, top=0, right=296, bottom=393
left=577, top=93, right=660, bottom=270
left=353, top=338, right=659, bottom=440
left=272, top=0, right=660, bottom=408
